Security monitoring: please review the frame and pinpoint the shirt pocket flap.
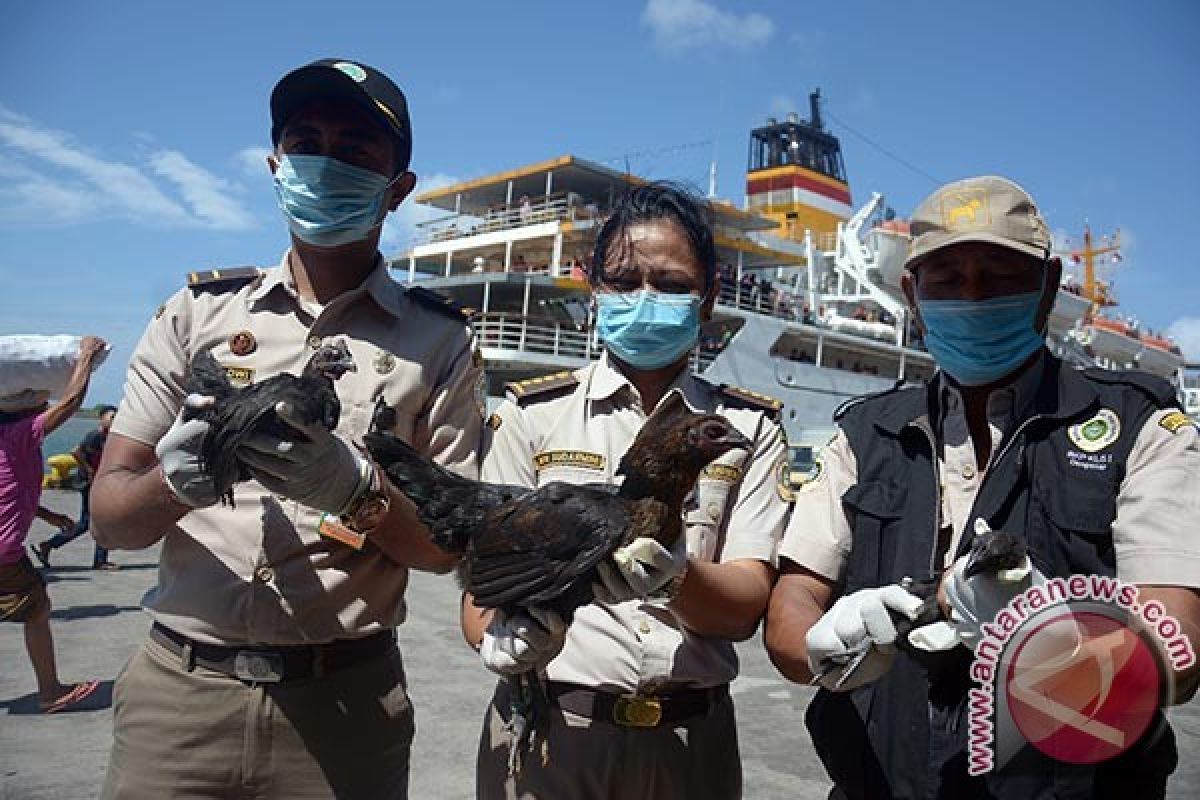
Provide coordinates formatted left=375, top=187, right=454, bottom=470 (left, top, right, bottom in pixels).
left=1036, top=479, right=1116, bottom=535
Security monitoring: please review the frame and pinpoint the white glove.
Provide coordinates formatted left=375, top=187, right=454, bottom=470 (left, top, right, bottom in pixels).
left=806, top=585, right=924, bottom=692
left=238, top=401, right=370, bottom=514
left=593, top=535, right=688, bottom=605
left=943, top=551, right=1044, bottom=651
left=480, top=608, right=568, bottom=676
left=156, top=394, right=219, bottom=509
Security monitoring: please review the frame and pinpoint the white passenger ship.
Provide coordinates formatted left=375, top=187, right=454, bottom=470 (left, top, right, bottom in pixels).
left=390, top=91, right=1190, bottom=474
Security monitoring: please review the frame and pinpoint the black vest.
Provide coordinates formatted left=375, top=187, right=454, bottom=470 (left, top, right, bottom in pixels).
left=805, top=355, right=1180, bottom=800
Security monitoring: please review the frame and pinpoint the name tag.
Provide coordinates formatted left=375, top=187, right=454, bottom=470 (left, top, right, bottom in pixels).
left=533, top=450, right=605, bottom=472
left=223, top=366, right=255, bottom=387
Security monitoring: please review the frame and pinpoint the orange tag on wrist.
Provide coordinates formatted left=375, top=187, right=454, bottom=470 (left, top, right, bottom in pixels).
left=318, top=513, right=366, bottom=550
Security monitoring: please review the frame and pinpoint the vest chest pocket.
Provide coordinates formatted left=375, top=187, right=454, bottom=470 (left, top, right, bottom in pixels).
left=1031, top=476, right=1118, bottom=575
left=840, top=480, right=912, bottom=589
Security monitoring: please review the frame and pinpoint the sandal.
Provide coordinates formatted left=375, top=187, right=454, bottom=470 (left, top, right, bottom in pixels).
left=40, top=680, right=101, bottom=714
left=31, top=542, right=51, bottom=568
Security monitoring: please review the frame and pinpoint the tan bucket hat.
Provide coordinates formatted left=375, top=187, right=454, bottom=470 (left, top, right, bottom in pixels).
left=905, top=175, right=1050, bottom=269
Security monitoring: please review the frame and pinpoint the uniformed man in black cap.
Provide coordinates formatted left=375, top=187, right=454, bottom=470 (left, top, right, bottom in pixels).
left=92, top=59, right=484, bottom=798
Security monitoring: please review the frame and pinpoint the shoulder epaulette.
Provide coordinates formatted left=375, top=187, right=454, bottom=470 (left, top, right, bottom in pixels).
left=186, top=266, right=259, bottom=294
left=406, top=285, right=471, bottom=321
left=1081, top=367, right=1178, bottom=407
left=720, top=384, right=783, bottom=419
left=506, top=371, right=578, bottom=405
left=833, top=378, right=912, bottom=421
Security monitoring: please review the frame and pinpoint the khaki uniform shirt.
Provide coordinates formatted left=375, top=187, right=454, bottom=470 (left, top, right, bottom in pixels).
left=481, top=353, right=789, bottom=692
left=780, top=357, right=1200, bottom=588
left=112, top=253, right=483, bottom=645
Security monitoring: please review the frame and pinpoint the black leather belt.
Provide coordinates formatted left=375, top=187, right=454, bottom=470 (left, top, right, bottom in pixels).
left=150, top=622, right=395, bottom=683
left=545, top=680, right=729, bottom=728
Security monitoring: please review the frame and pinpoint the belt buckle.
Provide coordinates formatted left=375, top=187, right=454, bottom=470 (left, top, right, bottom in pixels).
left=234, top=650, right=284, bottom=683
left=613, top=695, right=662, bottom=728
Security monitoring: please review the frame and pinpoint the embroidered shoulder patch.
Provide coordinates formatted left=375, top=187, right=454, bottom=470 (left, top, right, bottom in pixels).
left=1067, top=408, right=1120, bottom=453
left=701, top=463, right=741, bottom=483
left=775, top=457, right=796, bottom=503
left=1159, top=410, right=1194, bottom=435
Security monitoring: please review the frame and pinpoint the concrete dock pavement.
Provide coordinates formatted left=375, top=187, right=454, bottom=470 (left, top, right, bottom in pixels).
left=3, top=489, right=1198, bottom=799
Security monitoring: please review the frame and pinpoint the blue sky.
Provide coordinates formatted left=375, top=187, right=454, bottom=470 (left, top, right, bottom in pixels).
left=2, top=0, right=1198, bottom=404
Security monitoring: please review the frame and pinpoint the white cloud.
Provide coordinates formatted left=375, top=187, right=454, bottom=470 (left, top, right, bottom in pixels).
left=0, top=106, right=255, bottom=230
left=149, top=150, right=254, bottom=230
left=0, top=156, right=97, bottom=222
left=380, top=172, right=459, bottom=254
left=1167, top=317, right=1200, bottom=362
left=642, top=0, right=773, bottom=53
left=235, top=146, right=272, bottom=178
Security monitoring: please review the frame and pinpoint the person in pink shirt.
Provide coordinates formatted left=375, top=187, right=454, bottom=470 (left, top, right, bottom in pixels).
left=0, top=335, right=106, bottom=713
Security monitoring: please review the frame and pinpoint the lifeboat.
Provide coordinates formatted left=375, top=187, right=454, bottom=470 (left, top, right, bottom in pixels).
left=866, top=221, right=911, bottom=289
left=1079, top=316, right=1143, bottom=366
left=1137, top=332, right=1186, bottom=374
left=819, top=308, right=897, bottom=342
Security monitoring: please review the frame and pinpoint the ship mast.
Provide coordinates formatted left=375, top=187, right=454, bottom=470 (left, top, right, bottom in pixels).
left=1068, top=224, right=1122, bottom=312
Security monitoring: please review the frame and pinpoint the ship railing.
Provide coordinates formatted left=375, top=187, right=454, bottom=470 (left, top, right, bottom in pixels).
left=473, top=312, right=593, bottom=360
left=471, top=311, right=720, bottom=373
left=716, top=280, right=813, bottom=322
left=415, top=196, right=576, bottom=245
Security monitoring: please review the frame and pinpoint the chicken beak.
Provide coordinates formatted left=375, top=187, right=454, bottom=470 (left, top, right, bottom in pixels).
left=717, top=429, right=752, bottom=452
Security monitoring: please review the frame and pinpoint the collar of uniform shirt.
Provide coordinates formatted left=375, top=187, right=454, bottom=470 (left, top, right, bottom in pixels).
left=935, top=349, right=1046, bottom=434
left=586, top=350, right=708, bottom=414
left=246, top=252, right=401, bottom=317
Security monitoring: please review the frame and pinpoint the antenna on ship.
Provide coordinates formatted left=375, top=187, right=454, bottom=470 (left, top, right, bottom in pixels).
left=708, top=159, right=718, bottom=199
left=1059, top=223, right=1123, bottom=313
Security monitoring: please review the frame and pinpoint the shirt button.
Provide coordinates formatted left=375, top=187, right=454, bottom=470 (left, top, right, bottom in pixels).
left=706, top=502, right=721, bottom=521
left=307, top=335, right=322, bottom=350
left=961, top=464, right=976, bottom=480
left=637, top=617, right=652, bottom=635
left=254, top=565, right=274, bottom=583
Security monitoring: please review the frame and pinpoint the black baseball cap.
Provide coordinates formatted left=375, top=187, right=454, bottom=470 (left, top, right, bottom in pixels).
left=270, top=59, right=412, bottom=173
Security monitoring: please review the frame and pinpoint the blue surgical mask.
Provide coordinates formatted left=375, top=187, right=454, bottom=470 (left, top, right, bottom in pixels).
left=918, top=290, right=1045, bottom=386
left=596, top=290, right=702, bottom=370
left=273, top=155, right=395, bottom=247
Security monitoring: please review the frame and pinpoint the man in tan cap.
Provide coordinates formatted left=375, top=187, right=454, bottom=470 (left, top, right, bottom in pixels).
left=766, top=176, right=1199, bottom=798
left=90, top=59, right=482, bottom=798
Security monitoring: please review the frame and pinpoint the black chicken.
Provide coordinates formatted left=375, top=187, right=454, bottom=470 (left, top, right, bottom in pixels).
left=812, top=526, right=1031, bottom=689
left=183, top=339, right=357, bottom=506
left=362, top=391, right=752, bottom=771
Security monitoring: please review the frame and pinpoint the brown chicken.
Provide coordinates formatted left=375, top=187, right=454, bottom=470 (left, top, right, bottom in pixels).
left=364, top=392, right=751, bottom=773
left=363, top=391, right=751, bottom=615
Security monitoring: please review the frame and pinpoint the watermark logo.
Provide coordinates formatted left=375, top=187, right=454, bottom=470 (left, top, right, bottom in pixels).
left=967, top=575, right=1194, bottom=775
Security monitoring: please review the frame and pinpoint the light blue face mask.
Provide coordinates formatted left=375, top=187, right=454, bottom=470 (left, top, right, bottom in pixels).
left=273, top=155, right=396, bottom=247
left=918, top=290, right=1045, bottom=386
left=595, top=290, right=702, bottom=370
